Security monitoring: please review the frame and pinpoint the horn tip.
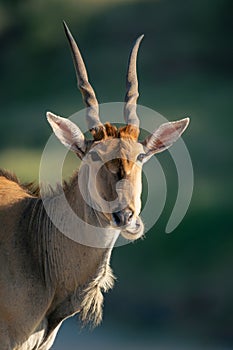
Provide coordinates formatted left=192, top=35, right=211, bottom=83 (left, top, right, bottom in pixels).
left=137, top=34, right=144, bottom=43
left=62, top=20, right=71, bottom=38
left=62, top=20, right=68, bottom=30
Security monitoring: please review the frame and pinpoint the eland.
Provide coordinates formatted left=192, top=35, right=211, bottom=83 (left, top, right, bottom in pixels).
left=0, top=22, right=189, bottom=349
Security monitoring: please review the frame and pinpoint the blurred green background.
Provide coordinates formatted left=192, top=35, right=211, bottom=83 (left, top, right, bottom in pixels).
left=0, top=0, right=233, bottom=349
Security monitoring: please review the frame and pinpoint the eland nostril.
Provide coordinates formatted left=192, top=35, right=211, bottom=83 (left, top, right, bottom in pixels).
left=126, top=210, right=133, bottom=223
left=112, top=208, right=133, bottom=227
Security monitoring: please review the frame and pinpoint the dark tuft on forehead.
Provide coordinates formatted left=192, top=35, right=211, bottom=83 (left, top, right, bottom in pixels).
left=92, top=123, right=139, bottom=141
left=118, top=124, right=139, bottom=141
left=105, top=123, right=118, bottom=138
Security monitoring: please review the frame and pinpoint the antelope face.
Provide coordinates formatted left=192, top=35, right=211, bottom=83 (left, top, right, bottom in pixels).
left=47, top=22, right=190, bottom=241
left=86, top=130, right=145, bottom=240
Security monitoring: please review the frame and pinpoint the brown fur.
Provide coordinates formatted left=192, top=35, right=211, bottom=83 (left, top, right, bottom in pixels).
left=92, top=123, right=139, bottom=141
left=118, top=124, right=140, bottom=140
left=0, top=169, right=40, bottom=198
left=0, top=168, right=20, bottom=184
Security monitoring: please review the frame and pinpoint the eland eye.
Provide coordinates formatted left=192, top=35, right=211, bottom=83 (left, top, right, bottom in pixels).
left=90, top=151, right=102, bottom=162
left=137, top=153, right=146, bottom=162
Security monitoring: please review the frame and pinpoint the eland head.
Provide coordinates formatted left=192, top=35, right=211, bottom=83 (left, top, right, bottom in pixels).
left=47, top=22, right=189, bottom=241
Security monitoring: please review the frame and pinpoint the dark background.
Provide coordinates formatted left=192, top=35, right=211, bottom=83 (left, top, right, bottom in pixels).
left=0, top=0, right=233, bottom=349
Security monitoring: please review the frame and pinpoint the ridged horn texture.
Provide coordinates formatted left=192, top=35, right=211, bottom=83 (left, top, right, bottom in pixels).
left=124, top=34, right=144, bottom=127
left=63, top=21, right=103, bottom=131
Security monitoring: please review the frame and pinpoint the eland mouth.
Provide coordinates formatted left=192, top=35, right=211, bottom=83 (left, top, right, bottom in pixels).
left=121, top=216, right=144, bottom=240
left=111, top=212, right=144, bottom=240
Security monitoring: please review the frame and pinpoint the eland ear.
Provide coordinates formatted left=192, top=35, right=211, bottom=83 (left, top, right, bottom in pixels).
left=142, top=118, right=190, bottom=160
left=46, top=112, right=86, bottom=159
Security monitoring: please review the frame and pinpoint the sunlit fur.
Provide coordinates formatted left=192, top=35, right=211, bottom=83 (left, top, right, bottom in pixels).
left=0, top=124, right=145, bottom=350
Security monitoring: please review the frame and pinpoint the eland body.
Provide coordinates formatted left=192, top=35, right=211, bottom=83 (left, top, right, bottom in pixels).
left=0, top=22, right=189, bottom=349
